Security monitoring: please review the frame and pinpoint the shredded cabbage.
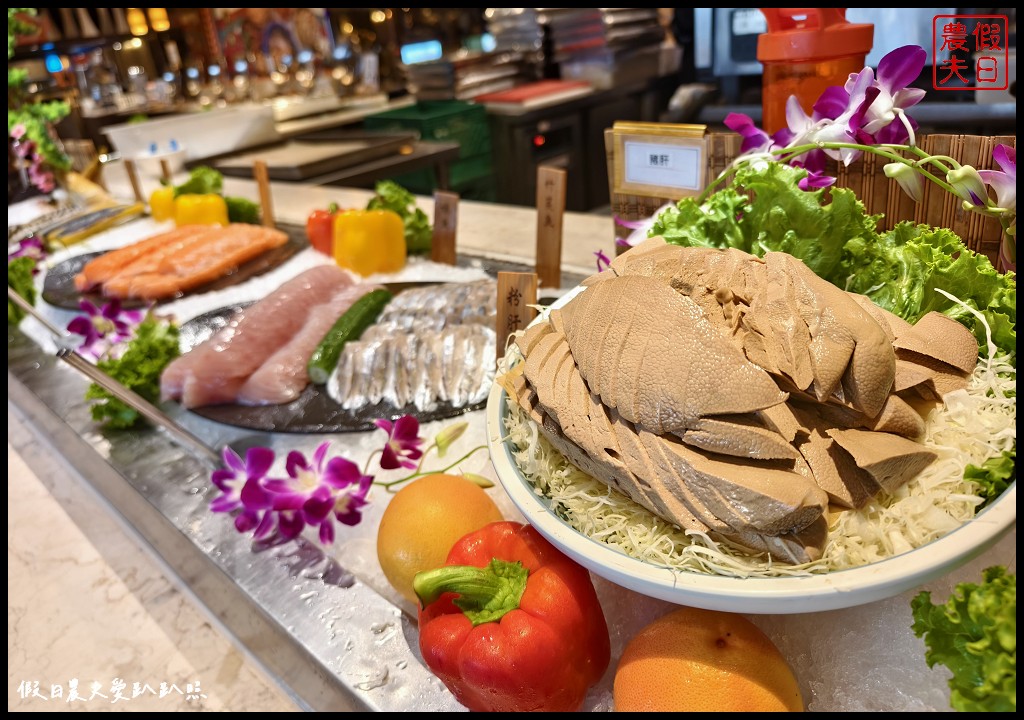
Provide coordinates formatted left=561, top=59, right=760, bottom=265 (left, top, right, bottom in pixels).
left=501, top=349, right=1016, bottom=578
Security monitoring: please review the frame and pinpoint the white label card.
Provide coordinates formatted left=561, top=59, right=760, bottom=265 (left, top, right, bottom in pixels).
left=623, top=141, right=702, bottom=191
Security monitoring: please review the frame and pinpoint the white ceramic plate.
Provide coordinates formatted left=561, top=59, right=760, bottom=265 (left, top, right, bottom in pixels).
left=484, top=289, right=1017, bottom=614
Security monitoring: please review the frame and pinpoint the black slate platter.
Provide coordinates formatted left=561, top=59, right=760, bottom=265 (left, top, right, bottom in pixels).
left=176, top=291, right=487, bottom=434
left=42, top=225, right=307, bottom=310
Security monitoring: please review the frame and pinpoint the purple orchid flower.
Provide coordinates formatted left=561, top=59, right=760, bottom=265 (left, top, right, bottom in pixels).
left=210, top=446, right=276, bottom=536
left=946, top=166, right=988, bottom=207
left=8, top=236, right=46, bottom=274
left=266, top=442, right=373, bottom=544
left=594, top=249, right=612, bottom=272
left=883, top=162, right=924, bottom=203
left=724, top=112, right=777, bottom=155
left=375, top=415, right=424, bottom=470
left=978, top=144, right=1016, bottom=214
left=796, top=168, right=837, bottom=191
left=66, top=299, right=145, bottom=359
left=857, top=45, right=927, bottom=139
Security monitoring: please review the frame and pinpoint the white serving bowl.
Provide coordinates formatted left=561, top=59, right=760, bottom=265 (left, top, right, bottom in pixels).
left=132, top=147, right=187, bottom=179
left=484, top=289, right=1017, bottom=614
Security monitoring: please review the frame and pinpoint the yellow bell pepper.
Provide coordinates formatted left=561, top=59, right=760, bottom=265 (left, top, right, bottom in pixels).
left=333, top=209, right=406, bottom=276
left=149, top=186, right=176, bottom=222
left=174, top=193, right=229, bottom=226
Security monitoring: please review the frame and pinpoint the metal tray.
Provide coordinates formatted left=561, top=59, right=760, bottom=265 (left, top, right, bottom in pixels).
left=206, top=132, right=418, bottom=181
left=178, top=294, right=486, bottom=433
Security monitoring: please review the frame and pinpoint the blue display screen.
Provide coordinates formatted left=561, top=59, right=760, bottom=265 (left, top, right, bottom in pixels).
left=401, top=40, right=443, bottom=65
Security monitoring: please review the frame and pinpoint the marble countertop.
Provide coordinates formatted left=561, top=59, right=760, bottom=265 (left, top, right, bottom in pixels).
left=8, top=409, right=299, bottom=712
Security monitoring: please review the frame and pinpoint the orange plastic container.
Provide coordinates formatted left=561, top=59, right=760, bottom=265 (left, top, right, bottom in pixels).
left=757, top=9, right=873, bottom=134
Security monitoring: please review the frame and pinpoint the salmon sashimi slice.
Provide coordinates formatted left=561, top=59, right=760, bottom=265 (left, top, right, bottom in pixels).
left=163, top=265, right=353, bottom=408
left=103, top=224, right=289, bottom=300
left=237, top=283, right=383, bottom=406
left=74, top=226, right=210, bottom=292
left=99, top=226, right=224, bottom=298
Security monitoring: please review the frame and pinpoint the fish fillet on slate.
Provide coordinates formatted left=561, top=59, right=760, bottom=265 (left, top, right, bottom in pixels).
left=74, top=225, right=218, bottom=292
left=236, top=281, right=372, bottom=406
left=103, top=224, right=288, bottom=300
left=161, top=265, right=350, bottom=408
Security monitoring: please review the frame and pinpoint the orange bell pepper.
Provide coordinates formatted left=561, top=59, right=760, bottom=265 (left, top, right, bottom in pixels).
left=332, top=209, right=406, bottom=276
left=414, top=521, right=611, bottom=712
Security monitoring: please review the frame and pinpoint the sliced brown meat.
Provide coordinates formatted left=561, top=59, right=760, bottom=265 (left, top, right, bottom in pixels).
left=768, top=253, right=895, bottom=417
left=894, top=358, right=937, bottom=394
left=681, top=415, right=801, bottom=461
left=827, top=428, right=938, bottom=494
left=788, top=407, right=881, bottom=508
left=894, top=311, right=979, bottom=374
left=895, top=349, right=971, bottom=398
left=560, top=275, right=787, bottom=435
left=866, top=395, right=926, bottom=438
left=731, top=516, right=828, bottom=565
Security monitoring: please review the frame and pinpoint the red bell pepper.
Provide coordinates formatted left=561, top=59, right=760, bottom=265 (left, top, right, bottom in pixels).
left=414, top=521, right=610, bottom=712
left=305, top=203, right=339, bottom=255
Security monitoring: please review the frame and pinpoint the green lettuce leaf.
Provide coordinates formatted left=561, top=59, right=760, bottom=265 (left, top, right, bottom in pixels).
left=172, top=166, right=223, bottom=198
left=367, top=180, right=432, bottom=254
left=7, top=256, right=36, bottom=324
left=85, top=315, right=180, bottom=430
left=225, top=196, right=261, bottom=224
left=963, top=451, right=1016, bottom=508
left=911, top=566, right=1017, bottom=712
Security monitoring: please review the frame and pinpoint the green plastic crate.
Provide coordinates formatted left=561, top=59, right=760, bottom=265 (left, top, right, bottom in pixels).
left=390, top=153, right=493, bottom=196
left=364, top=101, right=491, bottom=160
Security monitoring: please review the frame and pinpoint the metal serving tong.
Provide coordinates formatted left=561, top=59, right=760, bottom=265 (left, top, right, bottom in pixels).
left=7, top=286, right=222, bottom=469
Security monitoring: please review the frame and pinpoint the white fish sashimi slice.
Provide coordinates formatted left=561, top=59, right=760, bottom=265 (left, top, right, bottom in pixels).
left=326, top=343, right=358, bottom=407
left=340, top=341, right=385, bottom=410
left=235, top=283, right=378, bottom=406
left=441, top=331, right=465, bottom=408
left=459, top=326, right=497, bottom=406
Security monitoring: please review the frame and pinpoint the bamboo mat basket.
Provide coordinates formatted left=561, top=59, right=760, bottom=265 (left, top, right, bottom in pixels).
left=606, top=132, right=1016, bottom=273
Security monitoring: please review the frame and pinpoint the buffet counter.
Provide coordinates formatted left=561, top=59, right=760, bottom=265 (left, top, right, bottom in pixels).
left=8, top=171, right=1016, bottom=713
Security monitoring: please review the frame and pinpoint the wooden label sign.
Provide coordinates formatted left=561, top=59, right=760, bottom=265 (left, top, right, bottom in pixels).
left=535, top=165, right=567, bottom=289
left=122, top=158, right=144, bottom=203
left=159, top=158, right=173, bottom=184
left=432, top=190, right=459, bottom=265
left=496, top=271, right=538, bottom=362
left=253, top=160, right=276, bottom=228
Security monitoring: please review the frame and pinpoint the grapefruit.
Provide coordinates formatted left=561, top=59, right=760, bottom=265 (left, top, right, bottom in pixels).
left=376, top=473, right=504, bottom=604
left=614, top=606, right=804, bottom=712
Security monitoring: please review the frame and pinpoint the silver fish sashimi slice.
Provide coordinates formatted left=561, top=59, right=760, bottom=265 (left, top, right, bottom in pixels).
left=325, top=324, right=497, bottom=413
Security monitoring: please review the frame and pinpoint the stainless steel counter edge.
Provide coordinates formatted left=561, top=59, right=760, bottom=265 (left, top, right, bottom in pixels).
left=7, top=326, right=463, bottom=712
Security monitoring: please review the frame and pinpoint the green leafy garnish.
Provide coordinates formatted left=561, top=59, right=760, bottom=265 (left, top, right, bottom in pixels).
left=7, top=256, right=36, bottom=324
left=367, top=180, right=432, bottom=254
left=911, top=566, right=1017, bottom=712
left=651, top=162, right=1017, bottom=360
left=84, top=314, right=180, bottom=429
left=225, top=196, right=261, bottom=224
left=171, top=166, right=224, bottom=198
left=963, top=451, right=1016, bottom=508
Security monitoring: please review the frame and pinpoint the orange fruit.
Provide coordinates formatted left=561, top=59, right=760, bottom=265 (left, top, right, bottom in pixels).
left=613, top=606, right=804, bottom=712
left=376, top=473, right=504, bottom=605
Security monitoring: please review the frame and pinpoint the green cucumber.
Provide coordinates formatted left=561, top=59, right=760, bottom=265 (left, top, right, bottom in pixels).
left=308, top=288, right=392, bottom=385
